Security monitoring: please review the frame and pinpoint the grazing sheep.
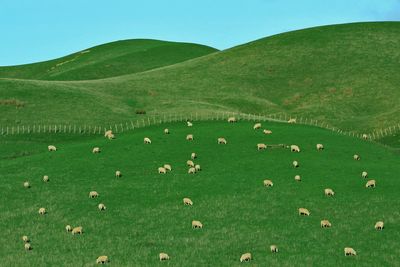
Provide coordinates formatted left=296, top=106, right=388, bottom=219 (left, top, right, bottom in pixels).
left=115, top=171, right=121, bottom=178
left=186, top=134, right=194, bottom=141
left=270, top=245, right=278, bottom=253
left=187, top=121, right=193, bottom=127
left=98, top=203, right=106, bottom=211
left=159, top=253, right=170, bottom=261
left=240, top=253, right=252, bottom=262
left=104, top=130, right=112, bottom=138
left=344, top=247, right=356, bottom=256
left=22, top=236, right=29, bottom=243
left=321, top=220, right=332, bottom=228
left=294, top=175, right=301, bottom=181
left=253, top=123, right=262, bottom=129
left=263, top=129, right=272, bottom=134
left=43, top=175, right=49, bottom=182
left=263, top=179, right=273, bottom=187
left=288, top=118, right=297, bottom=124
left=23, top=181, right=30, bottom=188
left=66, top=225, right=72, bottom=232
left=293, top=161, right=299, bottom=168
left=290, top=145, right=300, bottom=152
left=362, top=134, right=368, bottom=140
left=164, top=128, right=169, bottom=134
left=192, top=220, right=203, bottom=229
left=89, top=191, right=99, bottom=198
left=164, top=164, right=172, bottom=172
left=195, top=164, right=201, bottom=171
left=218, top=137, right=227, bottom=144
left=257, top=143, right=267, bottom=150
left=316, top=144, right=324, bottom=150
left=353, top=154, right=360, bottom=160
left=158, top=167, right=167, bottom=174
left=298, top=208, right=310, bottom=216
left=362, top=171, right=368, bottom=178
left=72, top=226, right=83, bottom=235
left=183, top=197, right=193, bottom=206
left=96, top=255, right=109, bottom=264
left=366, top=179, right=376, bottom=188
left=144, top=137, right=152, bottom=144
left=187, top=160, right=195, bottom=167
left=191, top=152, right=197, bottom=159
left=48, top=145, right=57, bottom=152
left=188, top=167, right=196, bottom=174
left=375, top=221, right=384, bottom=230
left=228, top=117, right=237, bottom=123
left=24, top=243, right=32, bottom=251
left=92, top=147, right=100, bottom=153
left=38, top=207, right=46, bottom=215
left=107, top=133, right=115, bottom=140
left=324, top=188, right=335, bottom=196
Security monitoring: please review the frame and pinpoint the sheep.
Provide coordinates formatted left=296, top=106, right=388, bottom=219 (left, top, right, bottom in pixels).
left=188, top=167, right=196, bottom=174
left=186, top=134, right=194, bottom=141
left=263, top=129, right=272, bottom=134
left=353, top=154, right=360, bottom=161
left=144, top=137, right=152, bottom=144
left=240, top=253, right=252, bottom=262
left=298, top=208, right=310, bottom=216
left=43, top=175, right=49, bottom=182
left=92, top=147, right=101, bottom=153
left=324, top=188, right=335, bottom=196
left=22, top=235, right=29, bottom=243
left=72, top=226, right=83, bottom=235
left=321, top=220, right=332, bottom=228
left=89, top=191, right=99, bottom=198
left=362, top=134, right=368, bottom=140
left=344, top=247, right=356, bottom=256
left=191, top=152, right=197, bottom=160
left=375, top=221, right=384, bottom=230
left=270, top=245, right=278, bottom=253
left=290, top=145, right=300, bottom=152
left=253, top=123, right=262, bottom=129
left=366, top=179, right=376, bottom=188
left=257, top=143, right=267, bottom=150
left=183, top=197, right=193, bottom=206
left=195, top=164, right=201, bottom=171
left=38, top=207, right=46, bottom=215
left=48, top=145, right=57, bottom=152
left=66, top=225, right=72, bottom=232
left=164, top=128, right=169, bottom=134
left=288, top=118, right=297, bottom=124
left=228, top=117, right=237, bottom=123
left=96, top=255, right=109, bottom=264
left=115, top=171, right=122, bottom=178
left=158, top=167, right=167, bottom=174
left=187, top=121, right=193, bottom=127
left=98, top=203, right=106, bottom=211
left=362, top=171, right=368, bottom=178
left=187, top=160, right=195, bottom=167
left=104, top=130, right=112, bottom=138
left=192, top=220, right=203, bottom=229
left=23, top=181, right=30, bottom=188
left=294, top=175, right=301, bottom=181
left=164, top=164, right=172, bottom=172
left=293, top=161, right=299, bottom=168
left=218, top=137, right=227, bottom=144
left=316, top=144, right=324, bottom=150
left=107, top=133, right=115, bottom=140
left=159, top=253, right=170, bottom=261
left=263, top=179, right=273, bottom=187
left=24, top=243, right=32, bottom=251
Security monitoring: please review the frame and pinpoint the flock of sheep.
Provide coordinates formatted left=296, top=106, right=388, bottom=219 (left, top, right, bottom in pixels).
left=21, top=116, right=383, bottom=264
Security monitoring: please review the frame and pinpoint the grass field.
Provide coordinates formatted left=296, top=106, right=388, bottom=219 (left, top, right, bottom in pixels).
left=1, top=120, right=399, bottom=266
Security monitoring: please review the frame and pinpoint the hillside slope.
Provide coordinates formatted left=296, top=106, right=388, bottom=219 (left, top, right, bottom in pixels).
left=0, top=39, right=218, bottom=80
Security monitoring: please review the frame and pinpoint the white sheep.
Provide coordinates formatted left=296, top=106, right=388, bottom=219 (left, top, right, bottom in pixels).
left=293, top=161, right=299, bottom=168
left=144, top=137, right=152, bottom=144
left=89, top=191, right=99, bottom=198
left=321, top=220, right=332, bottom=228
left=263, top=129, right=272, bottom=134
left=43, top=175, right=49, bottom=182
left=158, top=167, right=167, bottom=174
left=186, top=134, right=194, bottom=141
left=22, top=235, right=29, bottom=243
left=187, top=121, right=193, bottom=127
left=104, top=130, right=112, bottom=138
left=324, top=188, right=335, bottom=196
left=192, top=220, right=203, bottom=229
left=270, top=245, right=278, bottom=253
left=188, top=167, right=196, bottom=174
left=48, top=145, right=57, bottom=152
left=362, top=134, right=368, bottom=140
left=186, top=160, right=195, bottom=167
left=164, top=164, right=172, bottom=172
left=240, top=253, right=252, bottom=262
left=98, top=203, right=106, bottom=211
left=294, top=175, right=301, bottom=181
left=218, top=137, right=227, bottom=144
left=288, top=118, right=297, bottom=124
left=257, top=143, right=267, bottom=150
left=115, top=171, right=122, bottom=178
left=253, top=123, right=261, bottom=129
left=92, top=147, right=100, bottom=153
left=228, top=117, right=237, bottom=123
left=298, top=208, right=310, bottom=216
left=353, top=154, right=360, bottom=160
left=24, top=243, right=32, bottom=251
left=291, top=145, right=300, bottom=152
left=23, top=181, right=30, bottom=188
left=66, top=225, right=72, bottom=232
left=362, top=171, right=368, bottom=178
left=263, top=179, right=273, bottom=187
left=366, top=179, right=376, bottom=188
left=159, top=253, right=170, bottom=261
left=107, top=133, right=115, bottom=140
left=344, top=247, right=356, bottom=256
left=195, top=164, right=201, bottom=171
left=72, top=226, right=83, bottom=235
left=164, top=128, right=169, bottom=134
left=96, top=255, right=109, bottom=264
left=38, top=207, right=46, bottom=215
left=191, top=152, right=197, bottom=159
left=375, top=221, right=384, bottom=230
left=183, top=197, right=193, bottom=206
left=316, top=144, right=324, bottom=150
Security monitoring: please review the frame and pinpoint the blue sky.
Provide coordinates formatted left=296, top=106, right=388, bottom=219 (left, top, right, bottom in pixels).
left=1, top=0, right=399, bottom=66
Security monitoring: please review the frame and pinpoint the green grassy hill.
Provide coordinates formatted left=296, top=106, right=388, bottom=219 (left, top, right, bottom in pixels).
left=0, top=121, right=398, bottom=266
left=1, top=22, right=400, bottom=138
left=0, top=39, right=218, bottom=80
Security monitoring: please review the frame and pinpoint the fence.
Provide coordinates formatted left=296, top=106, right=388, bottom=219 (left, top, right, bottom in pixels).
left=0, top=111, right=399, bottom=141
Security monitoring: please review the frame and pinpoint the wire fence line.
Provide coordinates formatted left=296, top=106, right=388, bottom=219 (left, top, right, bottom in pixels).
left=0, top=111, right=398, bottom=141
